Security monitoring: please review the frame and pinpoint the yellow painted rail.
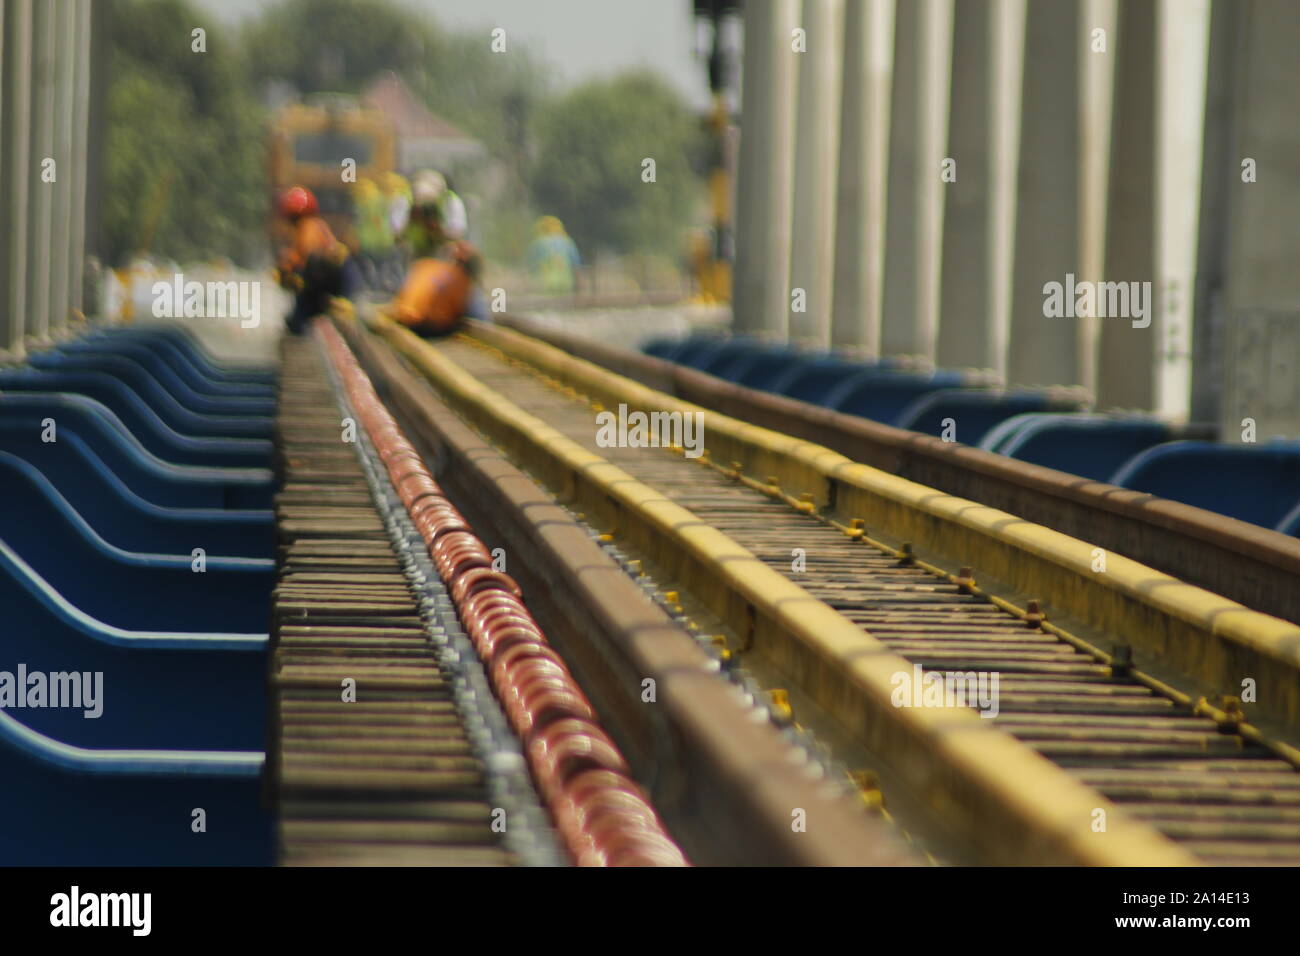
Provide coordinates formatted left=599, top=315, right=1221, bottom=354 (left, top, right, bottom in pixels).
left=462, top=320, right=1300, bottom=735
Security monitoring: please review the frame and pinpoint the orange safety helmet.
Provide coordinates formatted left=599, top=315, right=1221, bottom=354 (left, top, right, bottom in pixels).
left=278, top=185, right=318, bottom=218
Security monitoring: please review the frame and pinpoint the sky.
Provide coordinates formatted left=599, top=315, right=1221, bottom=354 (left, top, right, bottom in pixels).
left=194, top=0, right=714, bottom=107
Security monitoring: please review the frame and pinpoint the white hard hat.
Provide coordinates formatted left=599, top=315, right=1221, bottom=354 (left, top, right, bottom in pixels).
left=412, top=170, right=447, bottom=206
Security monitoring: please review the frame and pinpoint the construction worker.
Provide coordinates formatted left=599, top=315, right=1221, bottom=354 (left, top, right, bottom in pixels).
left=382, top=172, right=413, bottom=289
left=438, top=173, right=469, bottom=241
left=352, top=177, right=394, bottom=289
left=398, top=170, right=444, bottom=259
left=383, top=172, right=412, bottom=243
left=387, top=240, right=482, bottom=338
left=273, top=185, right=359, bottom=334
left=401, top=170, right=470, bottom=257
left=526, top=215, right=581, bottom=294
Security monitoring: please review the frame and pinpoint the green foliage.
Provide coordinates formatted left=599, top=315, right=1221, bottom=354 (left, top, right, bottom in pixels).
left=531, top=72, right=705, bottom=258
left=243, top=0, right=435, bottom=96
left=104, top=0, right=266, bottom=266
left=244, top=0, right=551, bottom=180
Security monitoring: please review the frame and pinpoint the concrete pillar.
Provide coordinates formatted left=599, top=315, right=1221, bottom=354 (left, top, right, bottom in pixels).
left=1189, top=0, right=1236, bottom=425
left=1, top=0, right=33, bottom=358
left=85, top=0, right=111, bottom=313
left=27, top=0, right=56, bottom=343
left=732, top=0, right=799, bottom=338
left=68, top=0, right=93, bottom=319
left=1214, top=0, right=1300, bottom=440
left=788, top=0, right=844, bottom=346
left=830, top=0, right=895, bottom=352
left=881, top=0, right=953, bottom=360
left=1096, top=0, right=1156, bottom=410
left=1075, top=0, right=1117, bottom=397
left=50, top=0, right=76, bottom=338
left=1006, top=0, right=1082, bottom=387
left=935, top=0, right=995, bottom=371
left=1152, top=0, right=1211, bottom=420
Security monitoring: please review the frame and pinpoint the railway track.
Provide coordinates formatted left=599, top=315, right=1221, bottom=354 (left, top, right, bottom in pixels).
left=271, top=331, right=549, bottom=865
left=361, top=315, right=1300, bottom=865
left=499, top=314, right=1300, bottom=629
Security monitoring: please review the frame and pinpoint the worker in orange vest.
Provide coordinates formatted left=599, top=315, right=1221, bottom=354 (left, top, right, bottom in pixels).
left=274, top=185, right=360, bottom=334
left=388, top=240, right=482, bottom=337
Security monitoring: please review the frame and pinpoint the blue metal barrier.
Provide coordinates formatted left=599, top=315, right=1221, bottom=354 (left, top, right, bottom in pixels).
left=0, top=709, right=271, bottom=865
left=895, top=390, right=1083, bottom=447
left=60, top=334, right=277, bottom=400
left=988, top=414, right=1171, bottom=481
left=729, top=352, right=817, bottom=391
left=1110, top=440, right=1300, bottom=530
left=825, top=369, right=967, bottom=425
left=1275, top=499, right=1300, bottom=536
left=0, top=452, right=272, bottom=631
left=0, top=371, right=271, bottom=467
left=33, top=346, right=276, bottom=421
left=711, top=344, right=803, bottom=383
left=0, top=395, right=274, bottom=510
left=769, top=358, right=875, bottom=405
left=642, top=338, right=682, bottom=359
left=0, top=428, right=273, bottom=555
left=0, top=540, right=265, bottom=750
left=90, top=323, right=277, bottom=385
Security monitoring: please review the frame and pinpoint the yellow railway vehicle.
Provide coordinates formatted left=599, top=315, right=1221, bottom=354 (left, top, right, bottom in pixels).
left=269, top=94, right=396, bottom=251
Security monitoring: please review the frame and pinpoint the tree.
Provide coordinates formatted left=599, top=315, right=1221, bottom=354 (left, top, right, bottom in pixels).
left=531, top=72, right=705, bottom=257
left=243, top=0, right=435, bottom=96
left=104, top=0, right=265, bottom=266
left=244, top=0, right=551, bottom=177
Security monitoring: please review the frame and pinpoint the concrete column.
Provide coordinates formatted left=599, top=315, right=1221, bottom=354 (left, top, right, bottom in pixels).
left=1, top=0, right=33, bottom=357
left=991, top=0, right=1031, bottom=380
left=830, top=0, right=895, bottom=352
left=27, top=0, right=56, bottom=343
left=935, top=0, right=994, bottom=371
left=1076, top=0, right=1117, bottom=397
left=1152, top=0, right=1211, bottom=420
left=881, top=0, right=953, bottom=360
left=1214, top=0, right=1300, bottom=439
left=732, top=0, right=799, bottom=338
left=1096, top=0, right=1156, bottom=410
left=68, top=0, right=93, bottom=319
left=84, top=0, right=111, bottom=315
left=50, top=0, right=76, bottom=338
left=1006, top=0, right=1082, bottom=387
left=788, top=0, right=844, bottom=346
left=1189, top=0, right=1236, bottom=425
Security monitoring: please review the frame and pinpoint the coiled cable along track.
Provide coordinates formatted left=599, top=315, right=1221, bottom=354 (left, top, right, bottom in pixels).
left=378, top=324, right=1300, bottom=866
left=269, top=319, right=687, bottom=866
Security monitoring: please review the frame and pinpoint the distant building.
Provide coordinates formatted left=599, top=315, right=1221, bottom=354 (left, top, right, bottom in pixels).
left=361, top=72, right=486, bottom=175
